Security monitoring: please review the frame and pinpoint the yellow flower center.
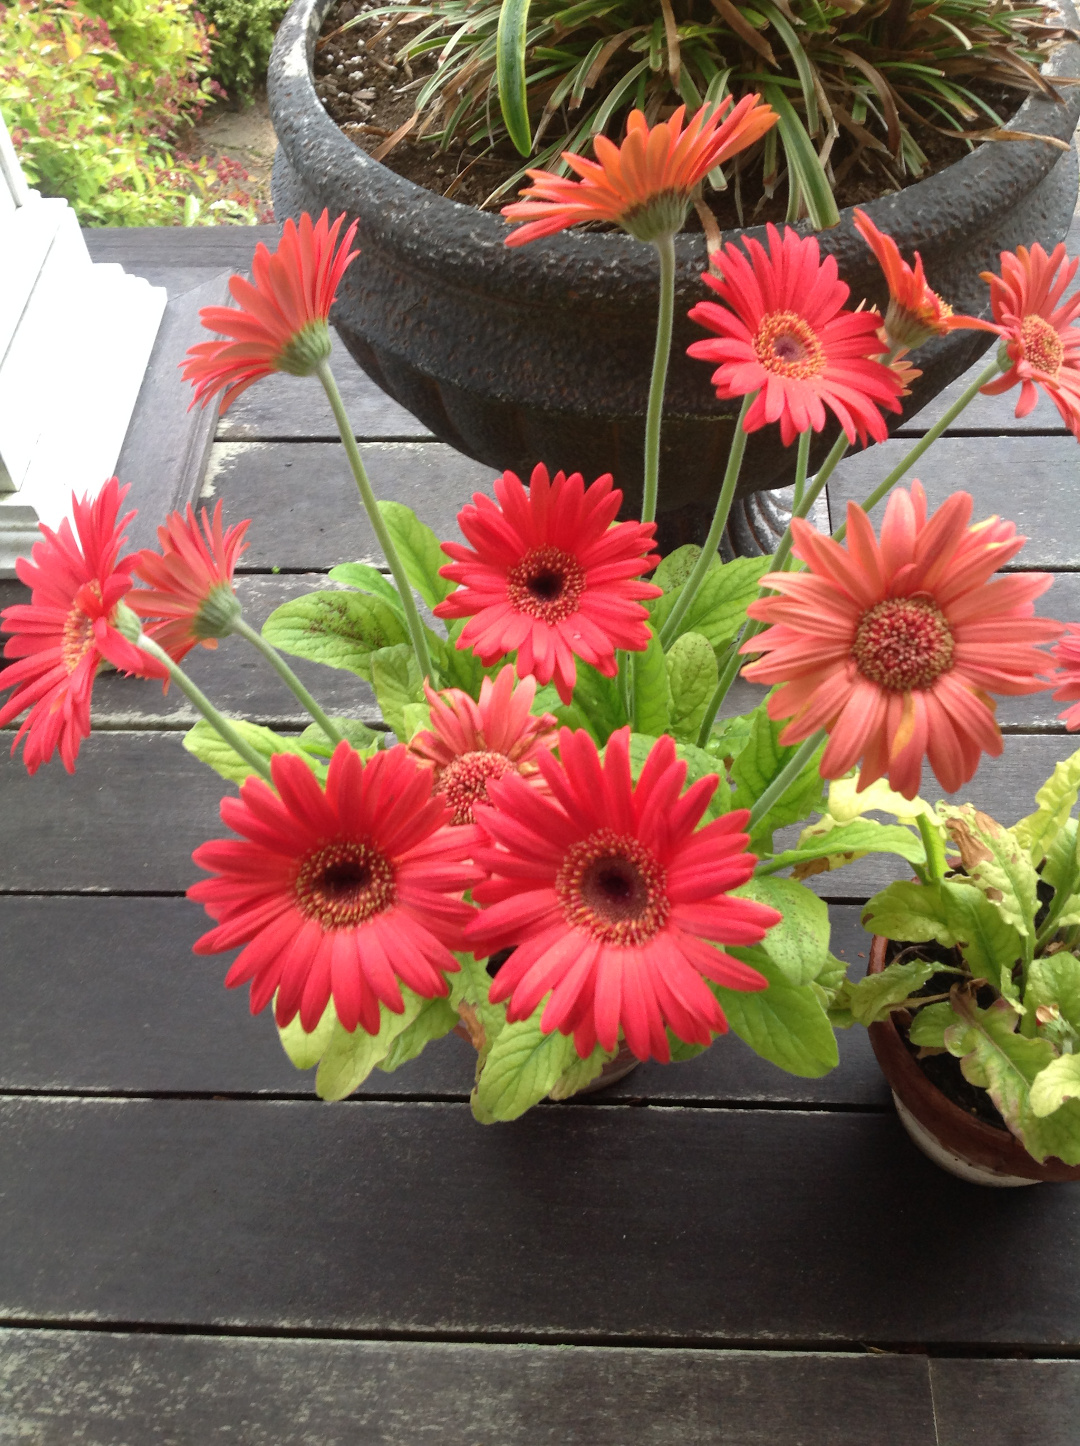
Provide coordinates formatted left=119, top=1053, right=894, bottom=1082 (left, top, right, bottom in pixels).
left=1020, top=314, right=1064, bottom=376
left=507, top=546, right=585, bottom=623
left=753, top=311, right=826, bottom=379
left=61, top=586, right=101, bottom=673
left=851, top=597, right=954, bottom=692
left=437, top=750, right=514, bottom=825
left=293, top=839, right=395, bottom=930
left=556, top=829, right=669, bottom=946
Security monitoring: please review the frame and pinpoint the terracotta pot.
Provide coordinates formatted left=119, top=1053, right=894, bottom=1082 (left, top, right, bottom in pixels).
left=268, top=0, right=1080, bottom=551
left=867, top=935, right=1080, bottom=1185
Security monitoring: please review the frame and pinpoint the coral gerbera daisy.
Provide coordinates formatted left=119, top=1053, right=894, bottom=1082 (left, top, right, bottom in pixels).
left=181, top=210, right=359, bottom=413
left=687, top=223, right=905, bottom=447
left=407, top=665, right=558, bottom=825
left=1048, top=626, right=1080, bottom=730
left=501, top=96, right=777, bottom=246
left=189, top=742, right=483, bottom=1034
left=468, top=727, right=779, bottom=1062
left=741, top=483, right=1062, bottom=799
left=434, top=464, right=662, bottom=705
left=130, top=501, right=249, bottom=663
left=853, top=208, right=993, bottom=352
left=979, top=243, right=1080, bottom=438
left=0, top=479, right=158, bottom=775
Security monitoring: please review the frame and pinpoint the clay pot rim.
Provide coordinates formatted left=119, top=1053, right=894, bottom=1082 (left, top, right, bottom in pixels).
left=866, top=933, right=1080, bottom=1183
left=269, top=0, right=1080, bottom=304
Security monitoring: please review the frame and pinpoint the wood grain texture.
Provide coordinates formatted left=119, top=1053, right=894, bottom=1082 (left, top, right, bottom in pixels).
left=930, top=1358, right=1080, bottom=1446
left=0, top=897, right=887, bottom=1106
left=0, top=1330, right=937, bottom=1446
left=82, top=225, right=281, bottom=269
left=2, top=1095, right=1080, bottom=1345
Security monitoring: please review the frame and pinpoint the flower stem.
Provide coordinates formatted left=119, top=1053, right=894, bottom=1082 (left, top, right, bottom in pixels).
left=792, top=427, right=811, bottom=515
left=136, top=633, right=273, bottom=782
left=832, top=357, right=1004, bottom=542
left=746, top=729, right=826, bottom=832
left=658, top=390, right=755, bottom=649
left=641, top=231, right=677, bottom=527
left=231, top=615, right=343, bottom=747
left=316, top=357, right=434, bottom=681
left=767, top=428, right=850, bottom=576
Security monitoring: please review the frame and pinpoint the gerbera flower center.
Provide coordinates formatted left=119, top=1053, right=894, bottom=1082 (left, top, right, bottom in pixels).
left=437, top=749, right=515, bottom=825
left=556, top=829, right=669, bottom=946
left=753, top=311, right=825, bottom=379
left=294, top=838, right=395, bottom=930
left=61, top=588, right=101, bottom=673
left=851, top=597, right=955, bottom=692
left=1020, top=314, right=1065, bottom=375
left=507, top=546, right=586, bottom=623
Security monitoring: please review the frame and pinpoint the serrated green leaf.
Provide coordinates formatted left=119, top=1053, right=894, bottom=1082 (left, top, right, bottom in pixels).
left=376, top=500, right=454, bottom=608
left=450, top=951, right=506, bottom=1070
left=277, top=998, right=338, bottom=1070
left=937, top=880, right=1023, bottom=998
left=297, top=717, right=382, bottom=760
left=706, top=713, right=754, bottom=765
left=473, top=1010, right=581, bottom=1122
left=1013, top=745, right=1080, bottom=865
left=861, top=878, right=958, bottom=945
left=715, top=947, right=839, bottom=1077
left=731, top=702, right=826, bottom=852
left=666, top=631, right=717, bottom=743
left=313, top=985, right=442, bottom=1100
left=369, top=643, right=423, bottom=738
left=548, top=1042, right=612, bottom=1099
left=376, top=995, right=459, bottom=1073
left=632, top=630, right=670, bottom=737
left=676, top=740, right=731, bottom=819
left=651, top=555, right=769, bottom=658
left=554, top=660, right=627, bottom=744
left=1030, top=1053, right=1080, bottom=1118
left=941, top=805, right=1038, bottom=944
left=183, top=718, right=317, bottom=786
left=825, top=773, right=937, bottom=826
left=428, top=629, right=486, bottom=696
left=907, top=999, right=956, bottom=1049
left=328, top=562, right=404, bottom=611
left=1028, top=953, right=1080, bottom=1036
left=765, top=818, right=925, bottom=879
left=734, top=875, right=827, bottom=986
left=262, top=591, right=409, bottom=681
left=653, top=544, right=711, bottom=593
left=666, top=1032, right=710, bottom=1061
left=831, top=958, right=937, bottom=1027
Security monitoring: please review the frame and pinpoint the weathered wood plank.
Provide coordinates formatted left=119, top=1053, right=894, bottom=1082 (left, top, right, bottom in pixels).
left=826, top=435, right=1080, bottom=570
left=0, top=1330, right=937, bottom=1446
left=930, top=1359, right=1080, bottom=1446
left=82, top=225, right=281, bottom=269
left=0, top=897, right=887, bottom=1107
left=2, top=1095, right=1080, bottom=1344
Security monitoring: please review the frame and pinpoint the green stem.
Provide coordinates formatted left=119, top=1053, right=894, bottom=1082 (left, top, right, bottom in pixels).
left=658, top=391, right=755, bottom=649
left=137, top=634, right=273, bottom=782
left=832, top=357, right=1003, bottom=542
left=641, top=231, right=677, bottom=527
left=767, top=429, right=850, bottom=576
left=791, top=427, right=811, bottom=515
left=746, top=729, right=826, bottom=832
left=916, top=812, right=947, bottom=884
left=316, top=357, right=433, bottom=681
left=695, top=639, right=742, bottom=749
left=232, top=616, right=343, bottom=748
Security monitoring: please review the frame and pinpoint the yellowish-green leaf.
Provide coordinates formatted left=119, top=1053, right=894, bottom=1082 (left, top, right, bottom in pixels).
left=1013, top=746, right=1080, bottom=865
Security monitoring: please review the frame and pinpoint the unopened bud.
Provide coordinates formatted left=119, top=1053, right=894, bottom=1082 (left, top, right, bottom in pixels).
left=275, top=319, right=333, bottom=377
left=113, top=601, right=144, bottom=645
left=195, top=583, right=243, bottom=640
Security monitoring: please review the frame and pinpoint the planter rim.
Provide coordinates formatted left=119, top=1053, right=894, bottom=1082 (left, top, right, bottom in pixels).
left=866, top=934, right=1080, bottom=1183
left=269, top=0, right=1080, bottom=304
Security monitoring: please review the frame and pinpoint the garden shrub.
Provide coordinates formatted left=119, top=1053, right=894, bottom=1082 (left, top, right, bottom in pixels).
left=0, top=0, right=263, bottom=224
left=199, top=0, right=290, bottom=100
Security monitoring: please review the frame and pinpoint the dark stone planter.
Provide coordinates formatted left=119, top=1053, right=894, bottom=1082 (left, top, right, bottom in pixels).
left=269, top=0, right=1080, bottom=549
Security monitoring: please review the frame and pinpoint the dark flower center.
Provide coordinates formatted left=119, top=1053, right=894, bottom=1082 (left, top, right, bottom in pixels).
left=437, top=749, right=514, bottom=825
left=754, top=311, right=825, bottom=379
left=507, top=546, right=586, bottom=623
left=294, top=838, right=395, bottom=930
left=556, top=829, right=669, bottom=946
left=1020, top=314, right=1064, bottom=375
left=852, top=596, right=955, bottom=692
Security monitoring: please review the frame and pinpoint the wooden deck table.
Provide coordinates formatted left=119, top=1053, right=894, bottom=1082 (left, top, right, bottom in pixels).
left=2, top=221, right=1080, bottom=1443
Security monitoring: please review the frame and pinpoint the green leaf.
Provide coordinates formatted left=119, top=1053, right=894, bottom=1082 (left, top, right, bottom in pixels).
left=714, top=948, right=839, bottom=1077
left=651, top=555, right=769, bottom=658
left=1027, top=953, right=1080, bottom=1036
left=941, top=805, right=1038, bottom=944
left=907, top=999, right=956, bottom=1049
left=675, top=740, right=731, bottom=819
left=496, top=0, right=533, bottom=155
left=449, top=951, right=507, bottom=1070
left=861, top=879, right=959, bottom=946
left=731, top=702, right=826, bottom=852
left=328, top=562, right=405, bottom=612
left=555, top=660, right=627, bottom=744
left=376, top=995, right=459, bottom=1073
left=831, top=958, right=937, bottom=1028
left=182, top=718, right=317, bottom=786
left=548, top=1042, right=613, bottom=1100
left=262, top=591, right=409, bottom=681
left=653, top=544, right=709, bottom=593
left=428, top=629, right=486, bottom=696
left=297, top=717, right=382, bottom=759
left=632, top=630, right=671, bottom=738
left=666, top=1033, right=709, bottom=1061
left=376, top=500, right=454, bottom=608
left=1043, top=818, right=1080, bottom=900
left=666, top=631, right=717, bottom=743
left=1013, top=746, right=1080, bottom=865
left=706, top=713, right=754, bottom=766
left=733, top=875, right=827, bottom=986
left=762, top=83, right=840, bottom=230
left=315, top=986, right=439, bottom=1101
left=757, top=0, right=819, bottom=132
left=765, top=818, right=926, bottom=879
left=1030, top=1054, right=1080, bottom=1118
left=369, top=643, right=424, bottom=739
left=472, top=1009, right=581, bottom=1122
left=277, top=998, right=338, bottom=1070
left=935, top=880, right=1023, bottom=998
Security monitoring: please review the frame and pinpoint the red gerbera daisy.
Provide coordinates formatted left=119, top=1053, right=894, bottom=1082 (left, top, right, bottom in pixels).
left=0, top=479, right=157, bottom=775
left=468, top=727, right=779, bottom=1062
left=407, top=665, right=559, bottom=825
left=502, top=96, right=777, bottom=246
left=741, top=483, right=1061, bottom=799
left=687, top=223, right=905, bottom=447
left=1048, top=626, right=1080, bottom=730
left=181, top=210, right=359, bottom=413
left=189, top=742, right=484, bottom=1033
left=979, top=243, right=1080, bottom=438
left=129, top=501, right=249, bottom=663
left=853, top=208, right=993, bottom=351
left=434, top=464, right=662, bottom=705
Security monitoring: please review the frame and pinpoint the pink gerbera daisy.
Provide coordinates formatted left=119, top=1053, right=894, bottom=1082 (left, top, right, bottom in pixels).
left=687, top=223, right=904, bottom=447
left=979, top=243, right=1080, bottom=438
left=434, top=464, right=662, bottom=705
left=130, top=501, right=250, bottom=663
left=467, top=727, right=779, bottom=1062
left=1048, top=626, right=1080, bottom=729
left=741, top=483, right=1062, bottom=799
left=407, top=665, right=559, bottom=825
left=189, top=742, right=483, bottom=1033
left=181, top=210, right=359, bottom=413
left=0, top=479, right=158, bottom=775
